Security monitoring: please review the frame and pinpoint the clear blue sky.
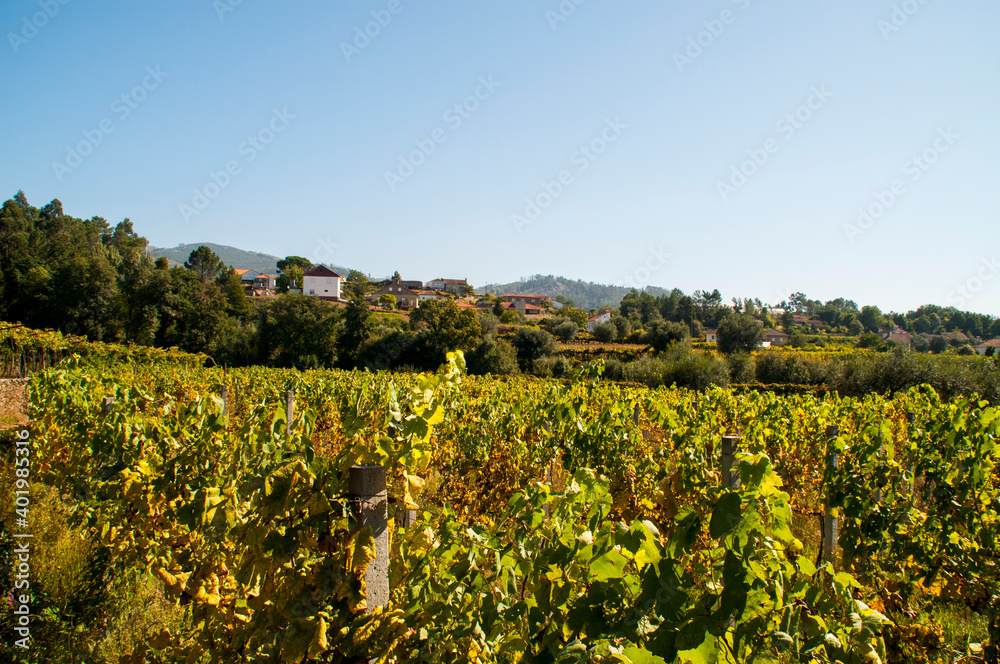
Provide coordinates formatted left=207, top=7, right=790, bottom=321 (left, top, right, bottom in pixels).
left=3, top=0, right=998, bottom=315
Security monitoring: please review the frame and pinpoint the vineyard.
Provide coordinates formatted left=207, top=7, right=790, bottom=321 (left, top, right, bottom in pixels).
left=1, top=342, right=999, bottom=663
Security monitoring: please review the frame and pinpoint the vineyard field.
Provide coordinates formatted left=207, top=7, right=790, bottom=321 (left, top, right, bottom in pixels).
left=2, top=349, right=998, bottom=663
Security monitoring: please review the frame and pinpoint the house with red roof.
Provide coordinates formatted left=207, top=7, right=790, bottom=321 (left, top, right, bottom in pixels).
left=303, top=265, right=345, bottom=301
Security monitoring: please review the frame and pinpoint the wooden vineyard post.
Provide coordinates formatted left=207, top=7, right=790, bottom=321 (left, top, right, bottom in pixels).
left=721, top=435, right=741, bottom=489
left=349, top=465, right=390, bottom=613
left=633, top=403, right=640, bottom=425
left=285, top=390, right=294, bottom=436
left=906, top=411, right=916, bottom=492
left=823, top=424, right=840, bottom=567
left=101, top=397, right=115, bottom=416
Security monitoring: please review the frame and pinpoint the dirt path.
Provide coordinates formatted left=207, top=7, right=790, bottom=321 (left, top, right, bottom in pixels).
left=0, top=378, right=29, bottom=428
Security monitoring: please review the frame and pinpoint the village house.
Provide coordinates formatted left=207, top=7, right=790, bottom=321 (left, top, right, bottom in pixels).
left=881, top=327, right=914, bottom=349
left=504, top=301, right=544, bottom=316
left=370, top=279, right=420, bottom=309
left=427, top=278, right=469, bottom=294
left=587, top=312, right=612, bottom=332
left=502, top=294, right=553, bottom=307
left=303, top=265, right=345, bottom=301
left=762, top=329, right=790, bottom=347
left=705, top=329, right=718, bottom=343
left=976, top=339, right=1000, bottom=355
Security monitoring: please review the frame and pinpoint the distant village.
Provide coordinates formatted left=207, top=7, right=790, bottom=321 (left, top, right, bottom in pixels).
left=227, top=266, right=1000, bottom=355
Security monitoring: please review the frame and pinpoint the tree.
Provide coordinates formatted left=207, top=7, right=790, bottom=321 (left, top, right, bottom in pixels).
left=592, top=321, right=616, bottom=343
left=612, top=316, right=631, bottom=341
left=510, top=328, right=557, bottom=369
left=466, top=335, right=518, bottom=375
left=346, top=270, right=369, bottom=299
left=257, top=295, right=337, bottom=369
left=643, top=320, right=689, bottom=352
left=392, top=270, right=401, bottom=281
left=409, top=300, right=482, bottom=356
left=845, top=314, right=863, bottom=336
left=929, top=336, right=948, bottom=354
left=219, top=267, right=250, bottom=318
left=277, top=256, right=313, bottom=274
left=552, top=319, right=578, bottom=342
left=378, top=294, right=396, bottom=310
left=154, top=257, right=169, bottom=271
left=338, top=288, right=373, bottom=367
left=859, top=305, right=886, bottom=333
left=276, top=256, right=313, bottom=293
left=477, top=313, right=499, bottom=337
left=717, top=314, right=765, bottom=354
left=184, top=246, right=224, bottom=284
left=857, top=333, right=884, bottom=350
left=790, top=328, right=807, bottom=349
left=781, top=310, right=795, bottom=332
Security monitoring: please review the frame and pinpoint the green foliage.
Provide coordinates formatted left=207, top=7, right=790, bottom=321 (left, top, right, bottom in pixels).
left=718, top=314, right=766, bottom=355
left=643, top=320, right=690, bottom=352
left=622, top=343, right=730, bottom=390
left=510, top=327, right=557, bottom=369
left=466, top=335, right=518, bottom=376
left=409, top=300, right=482, bottom=357
left=552, top=318, right=579, bottom=342
left=183, top=245, right=224, bottom=284
left=256, top=295, right=337, bottom=369
left=338, top=289, right=374, bottom=368
left=592, top=321, right=617, bottom=343
left=857, top=333, right=885, bottom=351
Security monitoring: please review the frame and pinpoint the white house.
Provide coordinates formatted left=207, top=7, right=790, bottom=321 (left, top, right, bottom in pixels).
left=303, top=265, right=345, bottom=301
left=705, top=329, right=718, bottom=343
left=587, top=312, right=612, bottom=332
left=976, top=339, right=1000, bottom=355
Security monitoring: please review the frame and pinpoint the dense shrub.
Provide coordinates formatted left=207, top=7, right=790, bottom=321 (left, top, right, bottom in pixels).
left=623, top=344, right=729, bottom=390
left=532, top=355, right=575, bottom=378
left=553, top=320, right=578, bottom=342
left=755, top=351, right=827, bottom=385
left=467, top=335, right=518, bottom=376
left=592, top=321, right=616, bottom=343
left=510, top=328, right=557, bottom=369
left=642, top=320, right=689, bottom=352
left=727, top=351, right=756, bottom=384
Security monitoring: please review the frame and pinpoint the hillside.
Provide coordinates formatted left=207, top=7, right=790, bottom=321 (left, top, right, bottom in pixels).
left=148, top=243, right=353, bottom=276
left=149, top=243, right=282, bottom=274
left=479, top=274, right=666, bottom=310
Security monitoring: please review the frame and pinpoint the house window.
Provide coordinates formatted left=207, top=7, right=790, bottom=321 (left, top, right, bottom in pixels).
left=309, top=290, right=315, bottom=295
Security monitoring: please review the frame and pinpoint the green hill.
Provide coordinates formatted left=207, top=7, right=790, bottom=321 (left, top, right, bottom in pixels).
left=148, top=243, right=352, bottom=276
left=479, top=274, right=667, bottom=310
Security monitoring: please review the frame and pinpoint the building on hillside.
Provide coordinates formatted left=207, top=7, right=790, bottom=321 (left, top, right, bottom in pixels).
left=417, top=291, right=449, bottom=305
left=502, top=294, right=553, bottom=307
left=303, top=265, right=345, bottom=301
left=428, top=278, right=469, bottom=294
left=705, top=329, right=718, bottom=344
left=587, top=312, right=612, bottom=332
left=762, top=329, right=790, bottom=347
left=371, top=279, right=420, bottom=309
left=504, top=301, right=544, bottom=316
left=881, top=328, right=914, bottom=349
left=252, top=274, right=276, bottom=292
left=976, top=339, right=1000, bottom=355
